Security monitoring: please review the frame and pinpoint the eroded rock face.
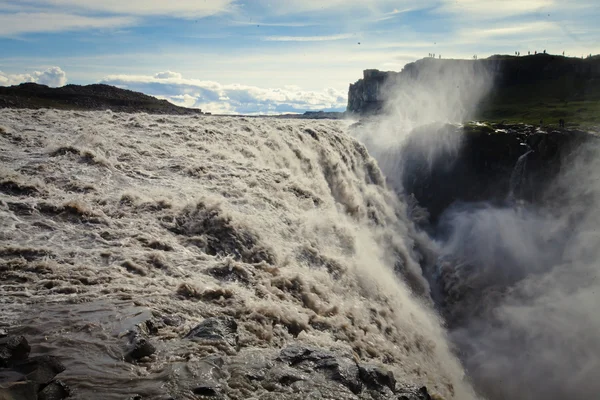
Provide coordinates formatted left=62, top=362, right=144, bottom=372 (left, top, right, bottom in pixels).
left=399, top=123, right=596, bottom=225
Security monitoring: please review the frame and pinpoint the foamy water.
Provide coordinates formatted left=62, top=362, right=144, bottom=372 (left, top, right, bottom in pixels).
left=0, top=109, right=476, bottom=399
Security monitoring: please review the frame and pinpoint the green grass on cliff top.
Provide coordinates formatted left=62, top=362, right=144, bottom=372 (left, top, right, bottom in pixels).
left=475, top=73, right=600, bottom=130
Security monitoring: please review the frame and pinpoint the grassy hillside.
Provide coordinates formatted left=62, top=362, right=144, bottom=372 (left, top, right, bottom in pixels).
left=475, top=55, right=600, bottom=129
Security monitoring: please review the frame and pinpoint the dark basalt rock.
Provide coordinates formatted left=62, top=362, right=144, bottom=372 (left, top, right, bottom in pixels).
left=358, top=364, right=396, bottom=393
left=0, top=335, right=30, bottom=367
left=278, top=345, right=363, bottom=394
left=0, top=337, right=69, bottom=400
left=0, top=380, right=38, bottom=400
left=125, top=332, right=156, bottom=362
left=396, top=386, right=432, bottom=400
left=38, top=380, right=71, bottom=400
left=192, top=385, right=220, bottom=396
left=184, top=317, right=238, bottom=348
left=398, top=124, right=596, bottom=225
left=11, top=356, right=66, bottom=386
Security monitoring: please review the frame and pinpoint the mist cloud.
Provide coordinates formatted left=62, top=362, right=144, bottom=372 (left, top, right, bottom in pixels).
left=351, top=55, right=600, bottom=400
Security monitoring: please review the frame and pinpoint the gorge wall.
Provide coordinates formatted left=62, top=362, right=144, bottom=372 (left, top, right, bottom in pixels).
left=347, top=54, right=600, bottom=117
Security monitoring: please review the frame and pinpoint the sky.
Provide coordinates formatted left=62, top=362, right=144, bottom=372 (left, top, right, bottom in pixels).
left=0, top=0, right=599, bottom=114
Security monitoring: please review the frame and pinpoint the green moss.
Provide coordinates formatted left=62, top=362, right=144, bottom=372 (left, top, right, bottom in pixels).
left=463, top=122, right=496, bottom=135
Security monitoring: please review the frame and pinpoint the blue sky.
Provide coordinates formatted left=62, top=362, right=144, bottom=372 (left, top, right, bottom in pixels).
left=1, top=0, right=599, bottom=114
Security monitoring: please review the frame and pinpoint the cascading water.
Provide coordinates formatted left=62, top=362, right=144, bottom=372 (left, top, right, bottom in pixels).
left=507, top=148, right=533, bottom=201
left=0, top=109, right=478, bottom=400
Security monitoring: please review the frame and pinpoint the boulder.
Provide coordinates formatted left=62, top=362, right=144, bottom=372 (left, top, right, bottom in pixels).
left=358, top=364, right=396, bottom=392
left=184, top=317, right=238, bottom=348
left=38, top=380, right=71, bottom=400
left=11, top=356, right=66, bottom=386
left=125, top=332, right=156, bottom=362
left=0, top=336, right=30, bottom=367
left=278, top=345, right=361, bottom=394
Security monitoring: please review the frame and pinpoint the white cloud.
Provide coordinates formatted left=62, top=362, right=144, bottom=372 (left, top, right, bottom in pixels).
left=261, top=0, right=425, bottom=15
left=0, top=66, right=67, bottom=87
left=26, top=0, right=235, bottom=18
left=101, top=72, right=347, bottom=115
left=0, top=12, right=135, bottom=36
left=154, top=71, right=183, bottom=80
left=0, top=71, right=33, bottom=86
left=263, top=34, right=354, bottom=42
left=438, top=0, right=554, bottom=18
left=34, top=66, right=67, bottom=86
left=473, top=21, right=556, bottom=38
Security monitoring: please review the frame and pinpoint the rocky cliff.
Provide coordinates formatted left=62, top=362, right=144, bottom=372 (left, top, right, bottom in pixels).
left=347, top=54, right=600, bottom=122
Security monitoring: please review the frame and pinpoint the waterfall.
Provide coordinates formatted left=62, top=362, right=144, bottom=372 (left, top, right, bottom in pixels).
left=508, top=149, right=533, bottom=201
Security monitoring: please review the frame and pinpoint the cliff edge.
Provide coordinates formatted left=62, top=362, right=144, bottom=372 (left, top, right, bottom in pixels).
left=348, top=54, right=600, bottom=127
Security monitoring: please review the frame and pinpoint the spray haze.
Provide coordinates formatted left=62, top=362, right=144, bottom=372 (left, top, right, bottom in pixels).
left=447, top=137, right=600, bottom=400
left=351, top=56, right=600, bottom=400
left=352, top=58, right=494, bottom=188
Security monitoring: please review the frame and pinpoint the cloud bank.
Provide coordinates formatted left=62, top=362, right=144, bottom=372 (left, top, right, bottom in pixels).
left=0, top=66, right=67, bottom=87
left=101, top=71, right=347, bottom=114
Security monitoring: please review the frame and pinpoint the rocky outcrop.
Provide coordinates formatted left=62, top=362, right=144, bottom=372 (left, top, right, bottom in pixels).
left=0, top=83, right=203, bottom=115
left=347, top=69, right=395, bottom=114
left=0, top=335, right=69, bottom=400
left=399, top=123, right=595, bottom=225
left=347, top=54, right=600, bottom=115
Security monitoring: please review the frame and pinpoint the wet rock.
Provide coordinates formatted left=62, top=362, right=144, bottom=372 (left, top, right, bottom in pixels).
left=278, top=345, right=361, bottom=394
left=0, top=380, right=38, bottom=400
left=176, top=357, right=226, bottom=397
left=396, top=386, right=432, bottom=400
left=277, top=345, right=332, bottom=367
left=38, top=380, right=71, bottom=400
left=0, top=336, right=67, bottom=400
left=162, top=315, right=183, bottom=327
left=184, top=317, right=238, bottom=348
left=11, top=356, right=66, bottom=385
left=125, top=333, right=156, bottom=362
left=0, top=335, right=30, bottom=367
left=192, top=384, right=219, bottom=396
left=358, top=364, right=396, bottom=393
left=265, top=364, right=309, bottom=388
left=314, top=354, right=362, bottom=394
